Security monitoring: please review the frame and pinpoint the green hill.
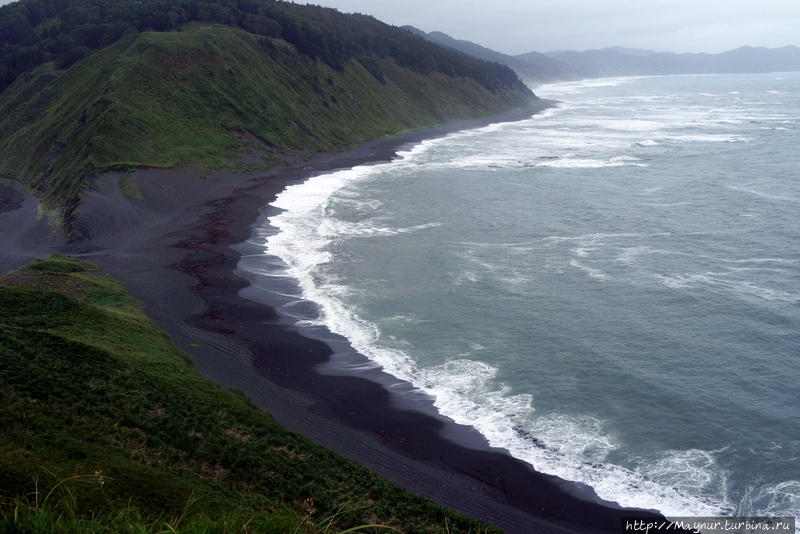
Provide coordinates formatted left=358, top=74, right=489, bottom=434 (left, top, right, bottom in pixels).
left=0, top=0, right=536, bottom=233
left=0, top=253, right=501, bottom=533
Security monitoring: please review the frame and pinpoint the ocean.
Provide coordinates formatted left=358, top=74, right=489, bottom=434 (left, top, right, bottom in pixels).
left=237, top=72, right=800, bottom=519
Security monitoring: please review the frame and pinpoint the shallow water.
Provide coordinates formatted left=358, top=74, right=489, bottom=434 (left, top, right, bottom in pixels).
left=239, top=72, right=800, bottom=519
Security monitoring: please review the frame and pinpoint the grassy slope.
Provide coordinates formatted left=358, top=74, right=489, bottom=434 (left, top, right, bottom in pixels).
left=0, top=254, right=501, bottom=534
left=0, top=25, right=536, bottom=228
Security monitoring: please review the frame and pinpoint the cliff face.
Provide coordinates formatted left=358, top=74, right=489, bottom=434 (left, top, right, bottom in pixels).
left=0, top=1, right=536, bottom=232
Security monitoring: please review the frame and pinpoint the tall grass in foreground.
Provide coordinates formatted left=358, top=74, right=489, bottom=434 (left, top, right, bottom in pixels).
left=0, top=254, right=503, bottom=534
left=0, top=472, right=402, bottom=533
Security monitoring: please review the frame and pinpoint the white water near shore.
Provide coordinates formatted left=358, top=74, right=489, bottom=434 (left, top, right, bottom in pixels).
left=240, top=72, right=800, bottom=520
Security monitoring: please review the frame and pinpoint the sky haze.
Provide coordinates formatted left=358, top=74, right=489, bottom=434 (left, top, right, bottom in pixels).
left=309, top=0, right=800, bottom=55
left=1, top=0, right=797, bottom=55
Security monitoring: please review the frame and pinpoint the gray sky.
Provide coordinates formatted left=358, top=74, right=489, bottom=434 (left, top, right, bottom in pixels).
left=1, top=0, right=797, bottom=55
left=309, top=0, right=800, bottom=55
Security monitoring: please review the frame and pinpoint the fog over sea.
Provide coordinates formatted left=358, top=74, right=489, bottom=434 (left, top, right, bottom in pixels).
left=238, top=72, right=800, bottom=519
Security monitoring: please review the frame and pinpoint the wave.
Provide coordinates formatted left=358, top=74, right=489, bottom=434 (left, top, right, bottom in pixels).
left=542, top=235, right=799, bottom=303
left=537, top=76, right=638, bottom=96
left=728, top=186, right=800, bottom=203
left=543, top=232, right=674, bottom=243
left=259, top=205, right=733, bottom=514
left=239, top=72, right=800, bottom=524
left=536, top=156, right=648, bottom=168
left=653, top=273, right=800, bottom=303
left=249, top=150, right=733, bottom=520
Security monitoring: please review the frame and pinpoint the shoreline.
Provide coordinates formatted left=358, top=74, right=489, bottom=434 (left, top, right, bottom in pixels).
left=1, top=102, right=662, bottom=533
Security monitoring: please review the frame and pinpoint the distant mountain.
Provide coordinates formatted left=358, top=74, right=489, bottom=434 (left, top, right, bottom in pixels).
left=402, top=27, right=800, bottom=87
left=601, top=46, right=660, bottom=57
left=404, top=26, right=581, bottom=84
left=545, top=45, right=800, bottom=79
left=540, top=48, right=688, bottom=78
left=707, top=45, right=800, bottom=73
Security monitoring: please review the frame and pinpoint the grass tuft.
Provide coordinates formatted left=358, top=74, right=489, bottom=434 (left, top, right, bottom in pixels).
left=119, top=177, right=143, bottom=200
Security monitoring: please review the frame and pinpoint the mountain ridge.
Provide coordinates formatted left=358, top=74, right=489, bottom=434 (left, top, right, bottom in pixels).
left=403, top=26, right=582, bottom=83
left=405, top=27, right=800, bottom=85
left=544, top=44, right=800, bottom=79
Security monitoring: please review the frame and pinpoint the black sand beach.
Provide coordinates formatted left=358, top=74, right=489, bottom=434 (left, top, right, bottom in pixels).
left=0, top=103, right=663, bottom=533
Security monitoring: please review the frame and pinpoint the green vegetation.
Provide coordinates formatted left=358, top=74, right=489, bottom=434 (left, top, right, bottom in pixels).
left=0, top=1, right=535, bottom=526
left=0, top=254, right=501, bottom=533
left=0, top=0, right=525, bottom=94
left=0, top=0, right=536, bottom=234
left=118, top=176, right=142, bottom=200
left=3, top=480, right=392, bottom=534
left=12, top=253, right=97, bottom=275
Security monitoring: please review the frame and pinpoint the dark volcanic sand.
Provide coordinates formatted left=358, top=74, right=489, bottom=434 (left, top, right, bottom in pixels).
left=1, top=104, right=662, bottom=533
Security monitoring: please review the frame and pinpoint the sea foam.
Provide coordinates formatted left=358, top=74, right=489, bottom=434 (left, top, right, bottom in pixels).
left=239, top=72, right=800, bottom=525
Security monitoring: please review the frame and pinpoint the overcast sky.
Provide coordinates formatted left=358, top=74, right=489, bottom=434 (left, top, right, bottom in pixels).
left=309, top=0, right=800, bottom=55
left=1, top=0, right=798, bottom=55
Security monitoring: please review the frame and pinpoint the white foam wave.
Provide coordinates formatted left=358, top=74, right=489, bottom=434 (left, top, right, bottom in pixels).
left=653, top=273, right=800, bottom=303
left=739, top=480, right=800, bottom=521
left=639, top=449, right=728, bottom=494
left=543, top=233, right=798, bottom=303
left=720, top=257, right=798, bottom=265
left=320, top=218, right=441, bottom=238
left=544, top=232, right=672, bottom=243
left=667, top=134, right=751, bottom=143
left=537, top=77, right=636, bottom=97
left=729, top=186, right=800, bottom=203
left=526, top=413, right=618, bottom=460
left=414, top=360, right=728, bottom=516
left=450, top=269, right=480, bottom=285
left=454, top=240, right=535, bottom=249
left=570, top=259, right=608, bottom=279
left=257, top=157, right=733, bottom=519
left=329, top=197, right=383, bottom=211
left=614, top=245, right=679, bottom=264
left=714, top=266, right=788, bottom=274
left=244, top=73, right=800, bottom=520
left=537, top=156, right=647, bottom=168
left=760, top=481, right=800, bottom=516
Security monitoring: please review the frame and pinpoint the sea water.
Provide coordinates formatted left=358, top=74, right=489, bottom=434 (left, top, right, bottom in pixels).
left=238, top=72, right=800, bottom=519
